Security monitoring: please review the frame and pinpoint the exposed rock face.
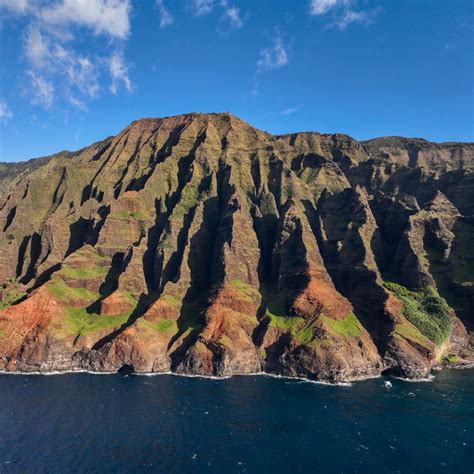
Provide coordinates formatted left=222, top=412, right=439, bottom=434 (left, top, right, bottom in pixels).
left=0, top=113, right=472, bottom=381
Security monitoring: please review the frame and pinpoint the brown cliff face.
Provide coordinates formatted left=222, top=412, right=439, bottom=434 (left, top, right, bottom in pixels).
left=0, top=113, right=472, bottom=381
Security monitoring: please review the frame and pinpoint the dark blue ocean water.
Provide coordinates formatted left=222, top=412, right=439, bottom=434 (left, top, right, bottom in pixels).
left=0, top=370, right=472, bottom=474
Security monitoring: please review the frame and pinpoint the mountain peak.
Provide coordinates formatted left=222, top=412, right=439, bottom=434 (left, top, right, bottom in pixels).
left=126, top=111, right=248, bottom=130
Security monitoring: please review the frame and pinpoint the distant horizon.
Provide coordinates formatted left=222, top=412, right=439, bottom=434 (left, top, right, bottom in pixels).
left=1, top=0, right=472, bottom=162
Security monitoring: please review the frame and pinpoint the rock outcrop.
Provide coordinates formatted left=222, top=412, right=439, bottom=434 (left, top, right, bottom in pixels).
left=0, top=113, right=472, bottom=381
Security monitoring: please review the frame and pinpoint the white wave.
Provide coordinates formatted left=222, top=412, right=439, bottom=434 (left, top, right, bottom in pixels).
left=135, top=372, right=231, bottom=380
left=134, top=371, right=173, bottom=377
left=0, top=368, right=423, bottom=387
left=171, top=373, right=232, bottom=380
left=391, top=374, right=435, bottom=383
left=0, top=369, right=116, bottom=376
left=0, top=368, right=355, bottom=385
left=258, top=372, right=354, bottom=387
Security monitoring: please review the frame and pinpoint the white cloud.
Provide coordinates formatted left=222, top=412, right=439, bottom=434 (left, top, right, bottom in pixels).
left=40, top=0, right=131, bottom=39
left=335, top=8, right=370, bottom=30
left=281, top=107, right=299, bottom=115
left=62, top=51, right=100, bottom=98
left=310, top=0, right=340, bottom=15
left=1, top=0, right=131, bottom=38
left=221, top=4, right=243, bottom=29
left=189, top=0, right=245, bottom=34
left=108, top=51, right=132, bottom=94
left=191, top=0, right=214, bottom=16
left=309, top=0, right=374, bottom=30
left=253, top=31, right=288, bottom=95
left=0, top=0, right=29, bottom=12
left=25, top=27, right=49, bottom=68
left=28, top=71, right=55, bottom=109
left=0, top=100, right=13, bottom=120
left=68, top=96, right=87, bottom=110
left=24, top=28, right=100, bottom=108
left=156, top=0, right=173, bottom=28
left=258, top=35, right=288, bottom=71
left=1, top=0, right=134, bottom=111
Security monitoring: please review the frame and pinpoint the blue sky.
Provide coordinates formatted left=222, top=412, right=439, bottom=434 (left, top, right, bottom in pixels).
left=0, top=0, right=472, bottom=162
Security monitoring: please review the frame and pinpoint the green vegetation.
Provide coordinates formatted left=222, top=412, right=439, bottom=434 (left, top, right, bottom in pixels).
left=0, top=329, right=5, bottom=340
left=268, top=314, right=315, bottom=344
left=265, top=292, right=364, bottom=342
left=65, top=307, right=130, bottom=337
left=259, top=348, right=267, bottom=359
left=0, top=290, right=27, bottom=311
left=121, top=290, right=139, bottom=306
left=48, top=278, right=99, bottom=302
left=231, top=279, right=260, bottom=301
left=60, top=266, right=108, bottom=280
left=320, top=313, right=363, bottom=338
left=392, top=323, right=432, bottom=348
left=413, top=209, right=430, bottom=220
left=384, top=282, right=452, bottom=345
left=266, top=290, right=314, bottom=345
left=172, top=184, right=200, bottom=220
left=160, top=294, right=181, bottom=307
left=114, top=210, right=146, bottom=220
left=143, top=318, right=178, bottom=334
left=443, top=354, right=460, bottom=363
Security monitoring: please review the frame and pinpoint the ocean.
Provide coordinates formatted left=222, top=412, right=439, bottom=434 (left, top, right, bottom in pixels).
left=0, top=369, right=472, bottom=473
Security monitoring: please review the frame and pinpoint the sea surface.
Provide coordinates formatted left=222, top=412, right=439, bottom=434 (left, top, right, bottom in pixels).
left=0, top=369, right=472, bottom=474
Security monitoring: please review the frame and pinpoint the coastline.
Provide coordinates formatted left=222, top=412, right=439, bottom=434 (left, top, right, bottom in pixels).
left=0, top=368, right=377, bottom=387
left=1, top=362, right=472, bottom=384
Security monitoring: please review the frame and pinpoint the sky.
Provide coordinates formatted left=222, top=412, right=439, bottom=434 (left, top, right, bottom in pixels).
left=0, top=0, right=472, bottom=163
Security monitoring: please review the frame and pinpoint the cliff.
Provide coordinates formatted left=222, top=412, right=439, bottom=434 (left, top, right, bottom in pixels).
left=0, top=112, right=472, bottom=381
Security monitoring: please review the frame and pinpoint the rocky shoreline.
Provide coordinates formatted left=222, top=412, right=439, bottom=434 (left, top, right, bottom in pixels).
left=2, top=353, right=473, bottom=384
left=2, top=360, right=473, bottom=385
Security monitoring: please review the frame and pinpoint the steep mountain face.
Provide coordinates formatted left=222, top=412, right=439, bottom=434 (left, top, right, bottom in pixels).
left=0, top=113, right=472, bottom=381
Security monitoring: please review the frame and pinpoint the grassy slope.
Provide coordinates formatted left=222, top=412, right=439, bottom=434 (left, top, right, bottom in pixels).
left=65, top=307, right=131, bottom=337
left=265, top=290, right=363, bottom=344
left=384, top=282, right=452, bottom=345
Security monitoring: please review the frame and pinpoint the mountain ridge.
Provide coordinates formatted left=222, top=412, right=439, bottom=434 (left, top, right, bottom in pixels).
left=0, top=112, right=472, bottom=381
left=3, top=111, right=472, bottom=166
